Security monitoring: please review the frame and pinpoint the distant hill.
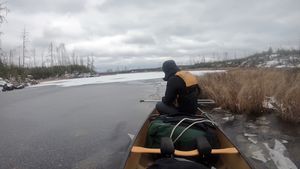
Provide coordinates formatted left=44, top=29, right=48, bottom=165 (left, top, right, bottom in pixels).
left=191, top=48, right=300, bottom=68
left=100, top=48, right=300, bottom=74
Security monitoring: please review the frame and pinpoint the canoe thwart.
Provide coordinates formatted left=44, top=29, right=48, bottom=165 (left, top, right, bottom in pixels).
left=131, top=146, right=238, bottom=156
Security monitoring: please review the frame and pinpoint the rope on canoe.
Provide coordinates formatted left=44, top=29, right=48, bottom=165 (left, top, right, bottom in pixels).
left=170, top=117, right=216, bottom=143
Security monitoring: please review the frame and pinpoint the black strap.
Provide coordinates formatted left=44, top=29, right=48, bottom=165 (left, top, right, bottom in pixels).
left=196, top=136, right=212, bottom=156
left=160, top=137, right=175, bottom=157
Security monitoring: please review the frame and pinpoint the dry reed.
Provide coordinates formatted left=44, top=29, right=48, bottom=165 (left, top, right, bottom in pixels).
left=198, top=68, right=300, bottom=123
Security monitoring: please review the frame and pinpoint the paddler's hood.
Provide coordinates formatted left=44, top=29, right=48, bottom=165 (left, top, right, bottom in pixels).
left=162, top=60, right=180, bottom=81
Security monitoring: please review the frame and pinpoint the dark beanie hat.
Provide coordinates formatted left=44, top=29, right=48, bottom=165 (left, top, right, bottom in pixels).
left=162, top=60, right=180, bottom=81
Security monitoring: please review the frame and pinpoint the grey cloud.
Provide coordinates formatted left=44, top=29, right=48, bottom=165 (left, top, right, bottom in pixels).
left=31, top=28, right=78, bottom=48
left=9, top=0, right=86, bottom=14
left=32, top=37, right=52, bottom=48
left=123, top=34, right=155, bottom=45
left=2, top=0, right=300, bottom=70
left=98, top=0, right=175, bottom=11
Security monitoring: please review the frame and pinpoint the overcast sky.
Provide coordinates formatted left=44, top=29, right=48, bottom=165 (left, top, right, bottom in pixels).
left=1, top=0, right=300, bottom=71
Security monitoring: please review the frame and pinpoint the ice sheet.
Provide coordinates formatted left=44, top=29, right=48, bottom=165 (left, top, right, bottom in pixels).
left=32, top=70, right=224, bottom=87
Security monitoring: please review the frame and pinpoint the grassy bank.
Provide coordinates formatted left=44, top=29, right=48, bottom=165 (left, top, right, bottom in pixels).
left=198, top=68, right=300, bottom=123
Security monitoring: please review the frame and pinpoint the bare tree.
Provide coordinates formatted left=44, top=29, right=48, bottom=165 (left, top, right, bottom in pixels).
left=71, top=50, right=79, bottom=65
left=58, top=43, right=68, bottom=65
left=21, top=27, right=29, bottom=67
left=48, top=42, right=56, bottom=67
left=80, top=56, right=84, bottom=66
left=33, top=49, right=36, bottom=67
left=224, top=52, right=228, bottom=61
left=76, top=53, right=79, bottom=65
left=41, top=50, right=45, bottom=67
left=0, top=2, right=8, bottom=25
left=91, top=54, right=94, bottom=71
left=72, top=50, right=76, bottom=65
left=86, top=55, right=90, bottom=68
left=9, top=49, right=13, bottom=65
left=0, top=2, right=8, bottom=64
left=201, top=56, right=206, bottom=63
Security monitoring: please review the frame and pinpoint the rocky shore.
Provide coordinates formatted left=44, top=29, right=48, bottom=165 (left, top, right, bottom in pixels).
left=0, top=76, right=39, bottom=92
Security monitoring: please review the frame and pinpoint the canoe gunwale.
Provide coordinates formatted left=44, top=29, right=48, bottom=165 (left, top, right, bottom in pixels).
left=120, top=109, right=156, bottom=169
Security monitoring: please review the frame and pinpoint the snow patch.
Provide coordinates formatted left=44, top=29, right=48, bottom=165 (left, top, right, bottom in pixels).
left=265, top=60, right=280, bottom=67
left=263, top=97, right=278, bottom=110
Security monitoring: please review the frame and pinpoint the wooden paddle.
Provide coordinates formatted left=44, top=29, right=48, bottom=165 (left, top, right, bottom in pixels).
left=131, top=146, right=238, bottom=156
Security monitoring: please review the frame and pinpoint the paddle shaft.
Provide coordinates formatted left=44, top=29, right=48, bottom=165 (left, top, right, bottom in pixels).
left=140, top=99, right=215, bottom=104
left=131, top=146, right=238, bottom=156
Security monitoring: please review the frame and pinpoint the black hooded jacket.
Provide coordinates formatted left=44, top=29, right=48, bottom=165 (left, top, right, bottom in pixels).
left=162, top=60, right=200, bottom=114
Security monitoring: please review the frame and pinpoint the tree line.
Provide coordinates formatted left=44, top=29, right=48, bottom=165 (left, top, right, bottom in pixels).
left=0, top=60, right=94, bottom=80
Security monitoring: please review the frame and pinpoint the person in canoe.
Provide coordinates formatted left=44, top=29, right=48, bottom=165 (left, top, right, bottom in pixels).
left=156, top=60, right=200, bottom=116
left=139, top=60, right=221, bottom=169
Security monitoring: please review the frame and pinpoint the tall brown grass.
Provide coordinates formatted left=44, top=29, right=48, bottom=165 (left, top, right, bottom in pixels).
left=198, top=68, right=300, bottom=123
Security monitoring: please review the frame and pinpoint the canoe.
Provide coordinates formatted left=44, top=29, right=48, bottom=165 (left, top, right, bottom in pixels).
left=123, top=109, right=253, bottom=169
